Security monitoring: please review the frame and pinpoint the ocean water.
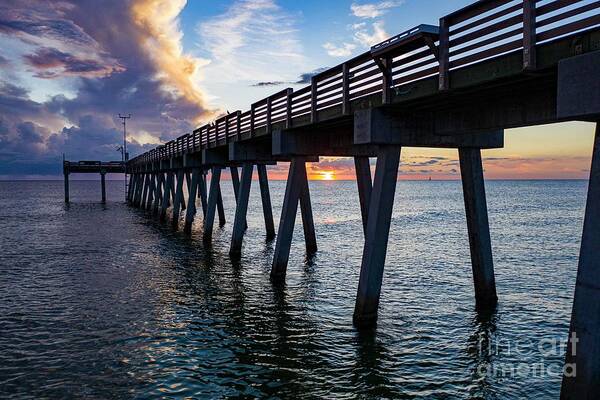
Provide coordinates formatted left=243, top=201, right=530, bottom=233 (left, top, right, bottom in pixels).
left=0, top=179, right=587, bottom=399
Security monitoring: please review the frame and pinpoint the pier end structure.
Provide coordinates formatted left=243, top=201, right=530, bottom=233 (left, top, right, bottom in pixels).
left=62, top=161, right=125, bottom=203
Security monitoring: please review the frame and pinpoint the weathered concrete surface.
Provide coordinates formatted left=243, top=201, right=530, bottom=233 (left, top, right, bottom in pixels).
left=459, top=147, right=497, bottom=310
left=354, top=157, right=373, bottom=236
left=203, top=167, right=222, bottom=241
left=353, top=146, right=401, bottom=328
left=561, top=123, right=600, bottom=399
left=558, top=50, right=600, bottom=121
left=230, top=163, right=253, bottom=255
left=271, top=158, right=308, bottom=282
left=258, top=164, right=275, bottom=239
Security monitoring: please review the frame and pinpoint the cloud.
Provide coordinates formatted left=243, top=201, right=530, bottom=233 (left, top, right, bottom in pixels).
left=0, top=0, right=215, bottom=176
left=323, top=42, right=356, bottom=57
left=295, top=67, right=329, bottom=84
left=250, top=67, right=329, bottom=87
left=23, top=46, right=123, bottom=78
left=250, top=81, right=286, bottom=87
left=131, top=0, right=213, bottom=124
left=350, top=1, right=404, bottom=19
left=354, top=21, right=389, bottom=47
left=197, top=0, right=306, bottom=84
left=323, top=2, right=400, bottom=57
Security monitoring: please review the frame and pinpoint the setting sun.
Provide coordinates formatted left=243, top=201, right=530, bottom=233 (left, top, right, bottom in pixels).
left=321, top=171, right=335, bottom=181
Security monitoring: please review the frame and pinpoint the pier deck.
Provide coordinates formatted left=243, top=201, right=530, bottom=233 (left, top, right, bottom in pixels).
left=63, top=160, right=125, bottom=203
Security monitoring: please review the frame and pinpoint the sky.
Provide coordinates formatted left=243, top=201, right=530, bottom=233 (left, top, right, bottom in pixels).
left=0, top=0, right=596, bottom=180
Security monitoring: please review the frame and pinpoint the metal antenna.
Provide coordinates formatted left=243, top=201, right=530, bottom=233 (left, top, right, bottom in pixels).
left=118, top=113, right=131, bottom=200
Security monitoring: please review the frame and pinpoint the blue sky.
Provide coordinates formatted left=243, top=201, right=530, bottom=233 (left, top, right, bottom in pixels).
left=179, top=0, right=475, bottom=111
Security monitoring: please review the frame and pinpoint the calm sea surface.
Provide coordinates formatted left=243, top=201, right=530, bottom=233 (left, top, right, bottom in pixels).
left=0, top=179, right=588, bottom=399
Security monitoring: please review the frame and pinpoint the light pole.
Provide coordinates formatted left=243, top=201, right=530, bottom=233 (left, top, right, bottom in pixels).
left=118, top=113, right=131, bottom=200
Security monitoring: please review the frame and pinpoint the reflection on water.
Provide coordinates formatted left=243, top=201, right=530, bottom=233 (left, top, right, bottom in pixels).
left=0, top=180, right=585, bottom=398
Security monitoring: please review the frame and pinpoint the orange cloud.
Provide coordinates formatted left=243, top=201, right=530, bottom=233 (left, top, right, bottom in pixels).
left=130, top=0, right=216, bottom=124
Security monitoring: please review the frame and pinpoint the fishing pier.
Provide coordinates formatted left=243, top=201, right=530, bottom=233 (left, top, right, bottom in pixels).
left=70, top=0, right=600, bottom=396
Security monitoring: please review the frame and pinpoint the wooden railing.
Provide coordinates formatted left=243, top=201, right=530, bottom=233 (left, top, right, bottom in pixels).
left=129, top=0, right=600, bottom=167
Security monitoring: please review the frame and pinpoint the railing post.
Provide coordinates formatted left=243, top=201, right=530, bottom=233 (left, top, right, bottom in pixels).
left=439, top=17, right=450, bottom=91
left=250, top=104, right=255, bottom=138
left=266, top=96, right=272, bottom=133
left=286, top=88, right=293, bottom=128
left=342, top=63, right=350, bottom=115
left=523, top=0, right=537, bottom=70
left=311, top=76, right=318, bottom=123
left=236, top=111, right=241, bottom=141
left=225, top=115, right=230, bottom=144
left=382, top=56, right=392, bottom=104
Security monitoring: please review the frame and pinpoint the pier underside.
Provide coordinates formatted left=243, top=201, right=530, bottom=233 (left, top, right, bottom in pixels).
left=119, top=3, right=600, bottom=395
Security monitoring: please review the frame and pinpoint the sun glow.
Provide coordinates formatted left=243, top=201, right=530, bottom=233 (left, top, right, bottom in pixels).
left=321, top=171, right=335, bottom=181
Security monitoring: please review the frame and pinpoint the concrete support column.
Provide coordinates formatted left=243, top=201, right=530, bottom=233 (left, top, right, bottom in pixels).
left=354, top=157, right=373, bottom=236
left=127, top=174, right=134, bottom=202
left=270, top=157, right=309, bottom=282
left=198, top=172, right=208, bottom=218
left=459, top=147, right=497, bottom=310
left=100, top=172, right=106, bottom=204
left=299, top=172, right=317, bottom=254
left=184, top=168, right=200, bottom=234
left=561, top=122, right=600, bottom=398
left=258, top=164, right=275, bottom=239
left=231, top=166, right=248, bottom=229
left=130, top=174, right=137, bottom=205
left=159, top=172, right=173, bottom=222
left=230, top=163, right=254, bottom=255
left=134, top=173, right=144, bottom=207
left=64, top=172, right=70, bottom=203
left=171, top=170, right=185, bottom=229
left=153, top=173, right=163, bottom=215
left=141, top=173, right=150, bottom=207
left=203, top=167, right=222, bottom=241
left=146, top=174, right=155, bottom=210
left=217, top=183, right=226, bottom=226
left=353, top=146, right=401, bottom=328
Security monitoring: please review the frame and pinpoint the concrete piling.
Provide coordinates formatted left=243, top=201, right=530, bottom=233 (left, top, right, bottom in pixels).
left=271, top=157, right=310, bottom=282
left=353, top=146, right=401, bottom=328
left=459, top=147, right=497, bottom=310
left=184, top=168, right=201, bottom=234
left=100, top=171, right=106, bottom=204
left=230, top=163, right=254, bottom=255
left=171, top=170, right=185, bottom=229
left=217, top=184, right=226, bottom=226
left=299, top=171, right=317, bottom=254
left=198, top=172, right=208, bottom=218
left=561, top=122, right=600, bottom=398
left=159, top=172, right=173, bottom=222
left=203, top=167, right=222, bottom=241
left=64, top=172, right=70, bottom=203
left=354, top=157, right=373, bottom=236
left=257, top=164, right=275, bottom=239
